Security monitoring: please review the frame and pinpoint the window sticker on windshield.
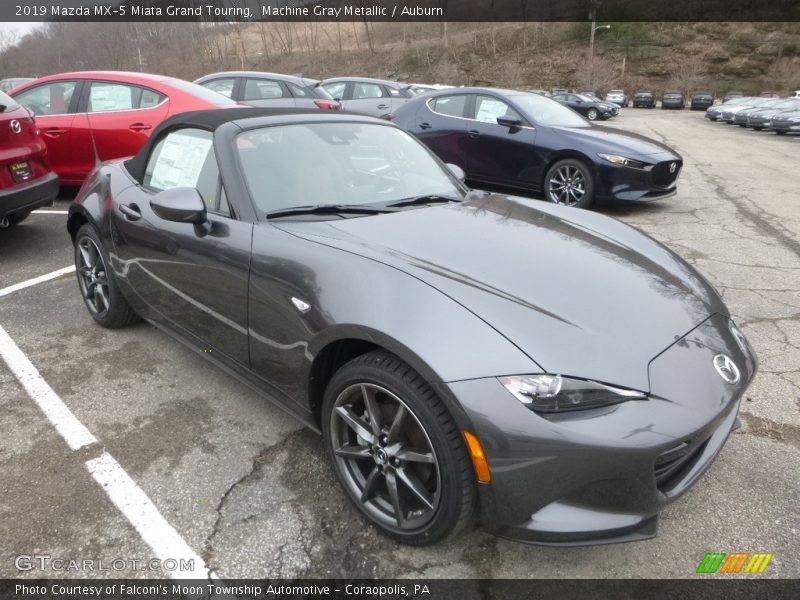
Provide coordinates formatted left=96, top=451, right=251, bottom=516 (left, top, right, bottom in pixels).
left=149, top=133, right=212, bottom=190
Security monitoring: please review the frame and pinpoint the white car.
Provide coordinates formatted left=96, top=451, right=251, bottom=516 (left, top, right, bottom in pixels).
left=792, top=90, right=800, bottom=98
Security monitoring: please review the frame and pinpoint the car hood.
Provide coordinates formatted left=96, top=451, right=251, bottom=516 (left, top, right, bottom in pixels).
left=771, top=109, right=800, bottom=120
left=274, top=194, right=725, bottom=392
left=548, top=125, right=678, bottom=159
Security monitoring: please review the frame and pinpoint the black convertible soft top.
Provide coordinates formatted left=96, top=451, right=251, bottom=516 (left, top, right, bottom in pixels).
left=124, top=107, right=321, bottom=184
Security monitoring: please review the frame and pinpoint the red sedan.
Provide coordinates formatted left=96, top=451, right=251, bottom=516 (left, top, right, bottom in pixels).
left=0, top=89, right=58, bottom=228
left=10, top=71, right=238, bottom=185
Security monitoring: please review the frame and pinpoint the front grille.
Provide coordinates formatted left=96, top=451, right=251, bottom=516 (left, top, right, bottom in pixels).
left=650, top=160, right=682, bottom=188
left=654, top=436, right=711, bottom=492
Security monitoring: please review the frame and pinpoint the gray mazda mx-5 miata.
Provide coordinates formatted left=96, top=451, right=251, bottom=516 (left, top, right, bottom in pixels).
left=67, top=108, right=756, bottom=546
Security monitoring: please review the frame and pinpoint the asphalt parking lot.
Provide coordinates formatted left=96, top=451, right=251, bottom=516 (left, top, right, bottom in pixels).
left=1, top=109, right=798, bottom=580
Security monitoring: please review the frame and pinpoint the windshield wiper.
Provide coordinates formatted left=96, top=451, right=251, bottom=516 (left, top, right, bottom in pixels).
left=266, top=204, right=397, bottom=219
left=386, top=194, right=463, bottom=208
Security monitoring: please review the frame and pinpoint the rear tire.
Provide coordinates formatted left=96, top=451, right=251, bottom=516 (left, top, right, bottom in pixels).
left=74, top=224, right=139, bottom=329
left=322, top=350, right=475, bottom=546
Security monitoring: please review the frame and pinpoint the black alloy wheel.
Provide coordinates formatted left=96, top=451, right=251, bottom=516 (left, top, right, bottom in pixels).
left=544, top=159, right=595, bottom=209
left=74, top=224, right=139, bottom=328
left=323, top=351, right=475, bottom=545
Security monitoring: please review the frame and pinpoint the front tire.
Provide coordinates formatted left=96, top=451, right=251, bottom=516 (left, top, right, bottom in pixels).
left=586, top=108, right=598, bottom=121
left=322, top=351, right=475, bottom=546
left=74, top=224, right=139, bottom=328
left=544, top=158, right=595, bottom=209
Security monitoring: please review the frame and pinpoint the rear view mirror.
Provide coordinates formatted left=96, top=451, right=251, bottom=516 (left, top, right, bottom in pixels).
left=150, top=187, right=207, bottom=225
left=497, top=115, right=523, bottom=129
left=446, top=163, right=466, bottom=181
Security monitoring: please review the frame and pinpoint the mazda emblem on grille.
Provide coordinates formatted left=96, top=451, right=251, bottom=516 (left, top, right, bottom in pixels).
left=669, top=162, right=677, bottom=173
left=713, top=354, right=740, bottom=384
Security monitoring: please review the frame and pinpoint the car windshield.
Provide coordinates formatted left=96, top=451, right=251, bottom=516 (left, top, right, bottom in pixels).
left=237, top=122, right=465, bottom=217
left=576, top=94, right=597, bottom=102
left=507, top=93, right=588, bottom=127
left=772, top=99, right=800, bottom=109
left=0, top=90, right=19, bottom=111
left=166, top=78, right=238, bottom=106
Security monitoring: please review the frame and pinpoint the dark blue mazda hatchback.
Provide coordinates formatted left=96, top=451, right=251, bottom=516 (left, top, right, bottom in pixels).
left=390, top=88, right=682, bottom=209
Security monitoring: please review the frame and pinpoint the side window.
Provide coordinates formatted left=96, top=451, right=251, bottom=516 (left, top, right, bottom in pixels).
left=88, top=82, right=166, bottom=112
left=202, top=78, right=236, bottom=98
left=14, top=81, right=78, bottom=116
left=474, top=95, right=523, bottom=124
left=140, top=88, right=166, bottom=108
left=352, top=83, right=385, bottom=99
left=287, top=82, right=311, bottom=98
left=387, top=87, right=403, bottom=98
left=429, top=95, right=468, bottom=118
left=243, top=79, right=287, bottom=101
left=322, top=82, right=347, bottom=100
left=143, top=129, right=229, bottom=216
left=89, top=82, right=136, bottom=112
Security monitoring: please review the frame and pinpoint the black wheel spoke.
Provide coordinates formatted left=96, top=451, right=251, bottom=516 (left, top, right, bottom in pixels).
left=361, top=384, right=383, bottom=436
left=385, top=470, right=405, bottom=527
left=335, top=444, right=372, bottom=460
left=335, top=405, right=375, bottom=444
left=396, top=467, right=434, bottom=510
left=360, top=467, right=381, bottom=503
left=395, top=447, right=435, bottom=464
left=387, top=404, right=406, bottom=444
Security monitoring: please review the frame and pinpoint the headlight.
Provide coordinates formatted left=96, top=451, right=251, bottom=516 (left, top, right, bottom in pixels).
left=597, top=153, right=646, bottom=168
left=499, top=374, right=647, bottom=413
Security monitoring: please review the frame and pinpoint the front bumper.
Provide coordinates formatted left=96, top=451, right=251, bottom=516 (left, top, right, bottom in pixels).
left=0, top=172, right=59, bottom=220
left=770, top=119, right=800, bottom=132
left=594, top=154, right=682, bottom=202
left=441, top=313, right=756, bottom=546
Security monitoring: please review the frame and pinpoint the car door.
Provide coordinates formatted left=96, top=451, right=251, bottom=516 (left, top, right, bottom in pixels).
left=84, top=81, right=169, bottom=164
left=344, top=81, right=392, bottom=117
left=110, top=127, right=252, bottom=366
left=463, top=94, right=541, bottom=189
left=412, top=93, right=469, bottom=168
left=240, top=78, right=296, bottom=108
left=11, top=79, right=95, bottom=184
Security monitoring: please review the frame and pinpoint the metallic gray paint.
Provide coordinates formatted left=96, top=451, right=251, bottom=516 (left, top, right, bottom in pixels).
left=67, top=112, right=756, bottom=545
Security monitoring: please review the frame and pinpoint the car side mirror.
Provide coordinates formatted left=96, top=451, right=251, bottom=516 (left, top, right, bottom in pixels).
left=445, top=163, right=466, bottom=181
left=150, top=187, right=207, bottom=225
left=497, top=115, right=523, bottom=129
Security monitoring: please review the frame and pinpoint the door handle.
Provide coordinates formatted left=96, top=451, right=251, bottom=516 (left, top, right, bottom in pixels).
left=377, top=104, right=390, bottom=110
left=468, top=130, right=481, bottom=138
left=129, top=123, right=152, bottom=132
left=119, top=203, right=141, bottom=221
left=419, top=122, right=432, bottom=130
left=43, top=127, right=66, bottom=137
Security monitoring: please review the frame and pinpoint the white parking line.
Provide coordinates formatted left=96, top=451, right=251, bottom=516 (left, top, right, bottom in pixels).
left=0, top=265, right=75, bottom=298
left=32, top=210, right=69, bottom=215
left=0, top=323, right=210, bottom=579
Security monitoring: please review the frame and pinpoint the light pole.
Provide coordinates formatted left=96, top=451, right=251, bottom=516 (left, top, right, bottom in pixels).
left=588, top=24, right=611, bottom=90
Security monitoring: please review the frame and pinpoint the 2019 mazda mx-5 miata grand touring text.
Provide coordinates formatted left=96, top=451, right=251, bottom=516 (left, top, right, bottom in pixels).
left=390, top=88, right=682, bottom=209
left=67, top=108, right=756, bottom=546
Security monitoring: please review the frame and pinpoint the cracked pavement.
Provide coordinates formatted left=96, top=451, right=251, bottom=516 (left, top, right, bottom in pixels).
left=0, top=110, right=798, bottom=580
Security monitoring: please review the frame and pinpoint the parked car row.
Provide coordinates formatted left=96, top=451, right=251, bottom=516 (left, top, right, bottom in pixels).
left=2, top=68, right=684, bottom=234
left=705, top=95, right=800, bottom=135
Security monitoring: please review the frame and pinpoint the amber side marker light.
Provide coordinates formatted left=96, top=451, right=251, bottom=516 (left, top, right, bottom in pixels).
left=463, top=431, right=492, bottom=483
